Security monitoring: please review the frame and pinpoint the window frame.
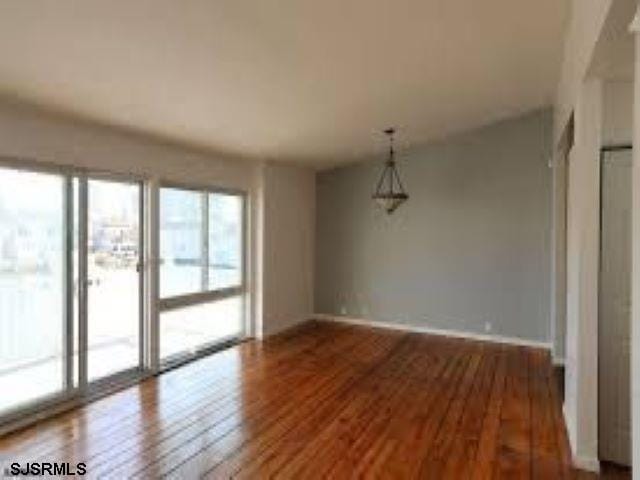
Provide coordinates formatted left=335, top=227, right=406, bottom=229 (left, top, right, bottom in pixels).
left=157, top=181, right=248, bottom=366
left=158, top=181, right=247, bottom=300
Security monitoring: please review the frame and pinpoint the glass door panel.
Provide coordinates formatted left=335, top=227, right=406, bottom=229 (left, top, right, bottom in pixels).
left=0, top=168, right=67, bottom=414
left=86, top=179, right=142, bottom=382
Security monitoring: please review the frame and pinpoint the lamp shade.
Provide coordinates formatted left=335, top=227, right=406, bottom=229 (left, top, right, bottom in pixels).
left=373, top=191, right=409, bottom=214
left=372, top=128, right=409, bottom=214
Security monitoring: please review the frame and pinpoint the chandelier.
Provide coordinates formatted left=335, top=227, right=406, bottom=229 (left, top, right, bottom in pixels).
left=372, top=128, right=409, bottom=214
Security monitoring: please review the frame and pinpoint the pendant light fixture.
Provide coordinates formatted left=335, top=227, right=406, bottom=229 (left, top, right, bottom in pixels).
left=372, top=128, right=409, bottom=214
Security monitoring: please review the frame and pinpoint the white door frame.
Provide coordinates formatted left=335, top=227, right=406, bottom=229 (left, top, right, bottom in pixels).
left=630, top=10, right=640, bottom=479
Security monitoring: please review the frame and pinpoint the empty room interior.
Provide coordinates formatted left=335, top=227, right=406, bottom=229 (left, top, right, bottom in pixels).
left=0, top=0, right=639, bottom=478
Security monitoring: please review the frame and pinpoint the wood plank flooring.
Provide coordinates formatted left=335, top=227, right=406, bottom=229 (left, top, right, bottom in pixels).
left=0, top=320, right=631, bottom=479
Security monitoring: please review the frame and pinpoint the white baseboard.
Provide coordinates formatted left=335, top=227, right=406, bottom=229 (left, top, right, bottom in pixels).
left=560, top=378, right=600, bottom=474
left=562, top=403, right=577, bottom=458
left=572, top=455, right=600, bottom=473
left=262, top=314, right=315, bottom=338
left=553, top=356, right=566, bottom=366
left=314, top=314, right=552, bottom=350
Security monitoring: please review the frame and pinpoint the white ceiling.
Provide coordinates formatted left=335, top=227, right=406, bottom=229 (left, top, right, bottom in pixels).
left=0, top=1, right=569, bottom=169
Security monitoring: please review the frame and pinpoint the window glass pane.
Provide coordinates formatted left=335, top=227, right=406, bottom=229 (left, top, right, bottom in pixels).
left=160, top=188, right=203, bottom=298
left=208, top=194, right=242, bottom=290
left=0, top=168, right=65, bottom=414
left=87, top=180, right=141, bottom=381
left=160, top=296, right=243, bottom=361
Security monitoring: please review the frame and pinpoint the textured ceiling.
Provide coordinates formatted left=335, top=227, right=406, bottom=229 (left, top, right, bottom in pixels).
left=0, top=0, right=569, bottom=168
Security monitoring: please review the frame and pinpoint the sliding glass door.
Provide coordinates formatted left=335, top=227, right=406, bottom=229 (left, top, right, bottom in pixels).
left=0, top=166, right=146, bottom=418
left=86, top=178, right=143, bottom=382
left=0, top=168, right=67, bottom=415
left=0, top=162, right=247, bottom=424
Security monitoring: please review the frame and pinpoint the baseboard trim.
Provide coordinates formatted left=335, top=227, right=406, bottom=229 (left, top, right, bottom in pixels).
left=553, top=356, right=566, bottom=366
left=562, top=403, right=576, bottom=457
left=314, top=314, right=552, bottom=350
left=572, top=455, right=600, bottom=473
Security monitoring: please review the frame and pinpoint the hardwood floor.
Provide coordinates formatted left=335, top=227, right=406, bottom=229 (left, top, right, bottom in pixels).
left=0, top=321, right=631, bottom=479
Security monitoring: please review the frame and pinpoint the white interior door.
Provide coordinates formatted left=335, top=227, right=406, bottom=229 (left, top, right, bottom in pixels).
left=599, top=148, right=632, bottom=466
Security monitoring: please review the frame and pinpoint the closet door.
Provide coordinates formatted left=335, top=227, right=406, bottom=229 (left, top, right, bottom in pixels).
left=599, top=149, right=632, bottom=466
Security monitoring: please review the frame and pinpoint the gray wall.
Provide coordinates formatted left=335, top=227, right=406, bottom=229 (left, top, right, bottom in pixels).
left=315, top=110, right=553, bottom=343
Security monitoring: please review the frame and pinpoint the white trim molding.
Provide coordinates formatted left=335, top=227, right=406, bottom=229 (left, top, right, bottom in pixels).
left=563, top=398, right=600, bottom=474
left=553, top=356, right=566, bottom=367
left=572, top=455, right=601, bottom=474
left=632, top=10, right=640, bottom=479
left=314, top=314, right=552, bottom=350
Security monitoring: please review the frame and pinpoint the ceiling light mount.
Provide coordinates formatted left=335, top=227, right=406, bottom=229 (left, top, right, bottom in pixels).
left=372, top=127, right=409, bottom=214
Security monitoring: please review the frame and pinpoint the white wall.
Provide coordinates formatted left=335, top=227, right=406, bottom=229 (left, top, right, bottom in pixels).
left=551, top=0, right=613, bottom=381
left=555, top=0, right=613, bottom=143
left=603, top=80, right=634, bottom=145
left=0, top=98, right=317, bottom=339
left=259, top=163, right=315, bottom=336
left=0, top=98, right=255, bottom=191
left=554, top=80, right=633, bottom=426
left=553, top=1, right=624, bottom=472
left=563, top=81, right=602, bottom=472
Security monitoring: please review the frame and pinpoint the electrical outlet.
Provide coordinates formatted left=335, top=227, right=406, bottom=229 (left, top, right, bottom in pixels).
left=340, top=306, right=347, bottom=315
left=484, top=322, right=492, bottom=333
